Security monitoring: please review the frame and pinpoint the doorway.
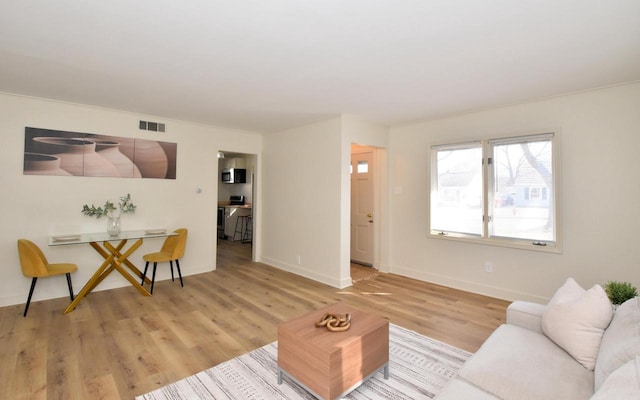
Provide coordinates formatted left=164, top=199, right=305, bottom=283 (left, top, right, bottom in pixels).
left=350, top=144, right=378, bottom=280
left=351, top=147, right=374, bottom=265
left=216, top=151, right=257, bottom=265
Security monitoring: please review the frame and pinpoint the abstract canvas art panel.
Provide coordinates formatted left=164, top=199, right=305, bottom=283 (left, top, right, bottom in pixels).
left=23, top=127, right=177, bottom=179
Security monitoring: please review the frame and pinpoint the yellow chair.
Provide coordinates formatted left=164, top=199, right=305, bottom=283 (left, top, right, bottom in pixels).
left=17, top=239, right=77, bottom=317
left=141, top=228, right=187, bottom=294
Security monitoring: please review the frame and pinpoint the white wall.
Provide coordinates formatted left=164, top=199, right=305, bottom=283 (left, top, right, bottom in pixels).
left=342, top=114, right=389, bottom=147
left=260, top=115, right=390, bottom=288
left=388, top=83, right=640, bottom=302
left=260, top=118, right=348, bottom=287
left=0, top=93, right=262, bottom=307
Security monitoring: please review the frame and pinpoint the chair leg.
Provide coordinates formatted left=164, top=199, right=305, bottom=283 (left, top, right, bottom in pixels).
left=24, top=277, right=37, bottom=317
left=141, top=261, right=149, bottom=285
left=66, top=273, right=75, bottom=301
left=169, top=260, right=175, bottom=281
left=151, top=262, right=158, bottom=294
left=175, top=259, right=184, bottom=288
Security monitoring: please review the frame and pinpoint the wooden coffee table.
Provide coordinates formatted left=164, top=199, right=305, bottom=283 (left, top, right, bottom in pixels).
left=277, top=303, right=389, bottom=400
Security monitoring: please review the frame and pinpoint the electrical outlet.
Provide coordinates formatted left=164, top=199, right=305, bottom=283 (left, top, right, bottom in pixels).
left=297, top=255, right=302, bottom=265
left=485, top=262, right=493, bottom=273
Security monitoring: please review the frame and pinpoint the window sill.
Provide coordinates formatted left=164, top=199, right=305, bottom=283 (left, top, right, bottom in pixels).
left=429, top=231, right=562, bottom=254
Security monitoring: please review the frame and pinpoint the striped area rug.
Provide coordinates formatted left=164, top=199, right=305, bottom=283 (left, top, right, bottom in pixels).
left=136, top=324, right=470, bottom=400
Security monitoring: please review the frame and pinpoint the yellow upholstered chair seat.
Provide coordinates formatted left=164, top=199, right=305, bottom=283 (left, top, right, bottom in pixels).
left=17, top=239, right=77, bottom=316
left=143, top=251, right=175, bottom=263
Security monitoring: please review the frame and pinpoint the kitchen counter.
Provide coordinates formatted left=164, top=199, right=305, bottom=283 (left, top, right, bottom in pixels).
left=218, top=202, right=252, bottom=241
left=218, top=202, right=252, bottom=209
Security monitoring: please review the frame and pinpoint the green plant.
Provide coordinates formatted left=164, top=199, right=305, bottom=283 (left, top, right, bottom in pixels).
left=604, top=281, right=638, bottom=305
left=82, top=193, right=136, bottom=218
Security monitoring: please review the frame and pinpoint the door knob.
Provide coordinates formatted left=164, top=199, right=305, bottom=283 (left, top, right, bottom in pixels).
left=367, top=213, right=372, bottom=218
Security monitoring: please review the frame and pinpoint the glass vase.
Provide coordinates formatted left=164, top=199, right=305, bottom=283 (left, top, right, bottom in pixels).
left=107, top=215, right=121, bottom=236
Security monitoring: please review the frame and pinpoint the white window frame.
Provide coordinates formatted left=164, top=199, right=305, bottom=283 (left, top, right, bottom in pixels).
left=429, top=132, right=562, bottom=253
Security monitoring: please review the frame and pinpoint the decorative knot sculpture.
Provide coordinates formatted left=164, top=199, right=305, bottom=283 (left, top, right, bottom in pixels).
left=315, top=313, right=351, bottom=332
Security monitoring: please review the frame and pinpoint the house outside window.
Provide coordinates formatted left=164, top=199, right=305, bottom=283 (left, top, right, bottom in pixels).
left=430, top=132, right=560, bottom=252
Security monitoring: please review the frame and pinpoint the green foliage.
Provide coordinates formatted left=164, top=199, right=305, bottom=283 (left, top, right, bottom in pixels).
left=82, top=193, right=136, bottom=219
left=604, top=281, right=638, bottom=305
left=118, top=193, right=136, bottom=215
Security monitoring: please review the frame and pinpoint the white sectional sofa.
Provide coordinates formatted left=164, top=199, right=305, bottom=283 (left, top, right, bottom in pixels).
left=437, top=280, right=640, bottom=400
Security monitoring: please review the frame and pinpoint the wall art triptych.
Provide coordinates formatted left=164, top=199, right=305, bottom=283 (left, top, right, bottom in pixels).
left=23, top=127, right=177, bottom=179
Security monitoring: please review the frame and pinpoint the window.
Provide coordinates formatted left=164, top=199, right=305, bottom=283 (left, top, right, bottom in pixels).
left=357, top=160, right=369, bottom=174
left=430, top=133, right=559, bottom=251
left=351, top=159, right=369, bottom=174
left=431, top=143, right=483, bottom=236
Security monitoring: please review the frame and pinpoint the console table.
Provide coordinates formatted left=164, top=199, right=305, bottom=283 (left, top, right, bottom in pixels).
left=48, top=229, right=176, bottom=313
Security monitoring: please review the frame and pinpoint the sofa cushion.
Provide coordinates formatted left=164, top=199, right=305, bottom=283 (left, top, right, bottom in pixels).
left=458, top=324, right=594, bottom=400
left=541, top=277, right=613, bottom=370
left=591, top=356, right=640, bottom=400
left=435, top=377, right=501, bottom=400
left=594, top=297, right=640, bottom=390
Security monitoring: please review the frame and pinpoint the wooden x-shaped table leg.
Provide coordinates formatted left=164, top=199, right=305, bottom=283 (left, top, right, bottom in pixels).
left=64, top=238, right=151, bottom=314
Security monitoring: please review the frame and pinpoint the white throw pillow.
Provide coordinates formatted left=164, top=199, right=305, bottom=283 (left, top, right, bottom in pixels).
left=590, top=357, right=640, bottom=400
left=594, top=297, right=640, bottom=390
left=542, top=278, right=614, bottom=370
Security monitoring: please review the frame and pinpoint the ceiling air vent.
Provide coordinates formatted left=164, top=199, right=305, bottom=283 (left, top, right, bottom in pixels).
left=139, top=120, right=165, bottom=132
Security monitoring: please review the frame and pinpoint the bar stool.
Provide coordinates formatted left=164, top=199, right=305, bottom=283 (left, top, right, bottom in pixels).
left=242, top=216, right=253, bottom=243
left=233, top=215, right=250, bottom=241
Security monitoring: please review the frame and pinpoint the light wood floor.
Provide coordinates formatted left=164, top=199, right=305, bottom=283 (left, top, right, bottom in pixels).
left=0, top=240, right=510, bottom=400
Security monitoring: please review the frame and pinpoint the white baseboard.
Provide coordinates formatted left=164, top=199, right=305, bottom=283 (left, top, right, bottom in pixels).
left=259, top=256, right=351, bottom=289
left=253, top=258, right=548, bottom=302
left=391, top=265, right=549, bottom=304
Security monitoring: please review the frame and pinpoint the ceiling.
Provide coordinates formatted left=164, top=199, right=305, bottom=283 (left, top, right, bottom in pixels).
left=1, top=1, right=639, bottom=133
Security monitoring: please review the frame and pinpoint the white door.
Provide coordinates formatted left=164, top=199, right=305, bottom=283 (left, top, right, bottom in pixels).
left=351, top=151, right=374, bottom=265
